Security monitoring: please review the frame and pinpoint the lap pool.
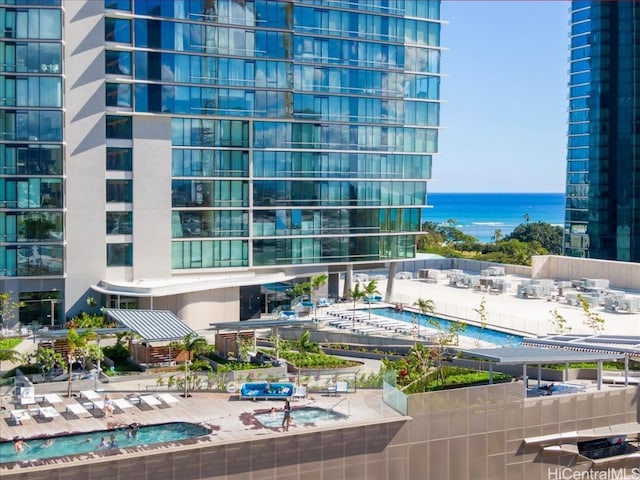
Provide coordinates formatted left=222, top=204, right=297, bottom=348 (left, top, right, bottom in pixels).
left=0, top=421, right=210, bottom=466
left=375, top=306, right=524, bottom=346
left=254, top=406, right=347, bottom=429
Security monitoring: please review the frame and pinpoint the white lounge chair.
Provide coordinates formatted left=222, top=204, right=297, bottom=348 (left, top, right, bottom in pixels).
left=38, top=406, right=60, bottom=420
left=292, top=386, right=307, bottom=401
left=42, top=393, right=63, bottom=405
left=112, top=397, right=134, bottom=412
left=11, top=409, right=31, bottom=425
left=139, top=394, right=162, bottom=409
left=65, top=403, right=90, bottom=418
left=156, top=393, right=179, bottom=407
left=19, top=386, right=36, bottom=406
left=80, top=390, right=100, bottom=401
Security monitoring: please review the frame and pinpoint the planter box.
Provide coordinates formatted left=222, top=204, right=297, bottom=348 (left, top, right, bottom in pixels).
left=284, top=361, right=364, bottom=378
left=322, top=348, right=404, bottom=362
left=202, top=355, right=287, bottom=382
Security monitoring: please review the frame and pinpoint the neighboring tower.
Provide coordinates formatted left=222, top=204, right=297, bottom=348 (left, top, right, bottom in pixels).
left=565, top=1, right=640, bottom=262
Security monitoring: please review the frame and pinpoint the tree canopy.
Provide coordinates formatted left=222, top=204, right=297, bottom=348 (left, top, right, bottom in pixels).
left=416, top=221, right=562, bottom=266
left=505, top=221, right=563, bottom=254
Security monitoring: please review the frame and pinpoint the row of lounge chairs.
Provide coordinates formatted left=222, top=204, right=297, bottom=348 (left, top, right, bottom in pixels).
left=7, top=390, right=179, bottom=425
left=324, top=311, right=433, bottom=338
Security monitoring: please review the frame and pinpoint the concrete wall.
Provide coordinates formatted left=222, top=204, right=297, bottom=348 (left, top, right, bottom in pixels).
left=392, top=258, right=532, bottom=278
left=141, top=287, right=239, bottom=331
left=532, top=255, right=640, bottom=293
left=63, top=1, right=108, bottom=315
left=132, top=116, right=172, bottom=280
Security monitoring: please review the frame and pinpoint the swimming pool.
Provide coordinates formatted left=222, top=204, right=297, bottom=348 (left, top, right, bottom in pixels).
left=0, top=421, right=210, bottom=466
left=253, top=407, right=347, bottom=429
left=374, top=307, right=524, bottom=346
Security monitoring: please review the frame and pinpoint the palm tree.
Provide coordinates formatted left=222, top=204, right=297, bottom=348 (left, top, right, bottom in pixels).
left=491, top=229, right=503, bottom=243
left=172, top=333, right=209, bottom=398
left=65, top=328, right=96, bottom=398
left=348, top=283, right=366, bottom=331
left=310, top=274, right=328, bottom=315
left=362, top=279, right=380, bottom=324
left=413, top=297, right=436, bottom=339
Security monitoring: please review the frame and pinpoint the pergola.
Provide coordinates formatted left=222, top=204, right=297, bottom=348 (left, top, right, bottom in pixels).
left=104, top=309, right=198, bottom=366
left=208, top=319, right=315, bottom=358
left=457, top=346, right=628, bottom=397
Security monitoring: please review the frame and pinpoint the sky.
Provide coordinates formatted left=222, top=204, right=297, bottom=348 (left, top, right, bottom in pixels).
left=431, top=1, right=571, bottom=193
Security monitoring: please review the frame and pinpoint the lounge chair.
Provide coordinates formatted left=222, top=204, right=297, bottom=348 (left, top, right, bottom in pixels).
left=38, top=406, right=60, bottom=420
left=292, top=386, right=307, bottom=401
left=112, top=398, right=134, bottom=412
left=65, top=403, right=90, bottom=418
left=139, top=394, right=162, bottom=409
left=19, top=386, right=36, bottom=406
left=156, top=393, right=179, bottom=407
left=11, top=409, right=31, bottom=425
left=80, top=390, right=100, bottom=401
left=42, top=393, right=63, bottom=405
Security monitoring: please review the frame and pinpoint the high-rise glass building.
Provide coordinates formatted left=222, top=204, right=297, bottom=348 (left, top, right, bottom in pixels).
left=0, top=0, right=442, bottom=328
left=565, top=0, right=640, bottom=262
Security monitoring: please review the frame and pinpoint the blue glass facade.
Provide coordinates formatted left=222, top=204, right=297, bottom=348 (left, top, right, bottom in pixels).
left=0, top=0, right=442, bottom=324
left=0, top=1, right=64, bottom=277
left=102, top=0, right=441, bottom=268
left=565, top=1, right=640, bottom=262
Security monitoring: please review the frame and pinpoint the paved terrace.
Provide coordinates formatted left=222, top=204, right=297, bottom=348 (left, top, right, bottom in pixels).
left=0, top=375, right=403, bottom=473
left=346, top=275, right=640, bottom=338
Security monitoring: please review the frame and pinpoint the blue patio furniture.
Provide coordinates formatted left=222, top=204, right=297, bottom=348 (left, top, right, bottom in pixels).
left=239, top=382, right=294, bottom=400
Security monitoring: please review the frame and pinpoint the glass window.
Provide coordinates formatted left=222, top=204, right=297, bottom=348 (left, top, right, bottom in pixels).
left=105, top=0, right=131, bottom=11
left=106, top=179, right=132, bottom=203
left=105, top=17, right=131, bottom=43
left=107, top=243, right=132, bottom=266
left=106, top=211, right=132, bottom=234
left=38, top=9, right=61, bottom=39
left=105, top=50, right=131, bottom=75
left=106, top=82, right=132, bottom=107
left=106, top=115, right=131, bottom=138
left=106, top=147, right=132, bottom=170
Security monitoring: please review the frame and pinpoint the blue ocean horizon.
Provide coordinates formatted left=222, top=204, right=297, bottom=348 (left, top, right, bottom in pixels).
left=423, top=192, right=565, bottom=243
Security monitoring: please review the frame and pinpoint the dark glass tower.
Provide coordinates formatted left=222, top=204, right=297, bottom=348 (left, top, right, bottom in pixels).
left=565, top=1, right=640, bottom=262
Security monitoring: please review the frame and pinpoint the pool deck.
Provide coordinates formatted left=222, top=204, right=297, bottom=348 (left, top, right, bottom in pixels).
left=0, top=376, right=403, bottom=472
left=329, top=276, right=640, bottom=338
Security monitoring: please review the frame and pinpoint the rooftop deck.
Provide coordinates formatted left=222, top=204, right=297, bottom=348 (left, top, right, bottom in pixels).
left=0, top=376, right=403, bottom=473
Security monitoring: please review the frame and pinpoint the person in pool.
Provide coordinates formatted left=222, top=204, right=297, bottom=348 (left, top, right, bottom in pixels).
left=282, top=400, right=292, bottom=432
left=96, top=437, right=108, bottom=450
left=42, top=438, right=53, bottom=448
left=14, top=438, right=27, bottom=453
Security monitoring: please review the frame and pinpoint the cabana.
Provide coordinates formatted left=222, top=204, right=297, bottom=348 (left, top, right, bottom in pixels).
left=456, top=346, right=628, bottom=397
left=104, top=309, right=198, bottom=367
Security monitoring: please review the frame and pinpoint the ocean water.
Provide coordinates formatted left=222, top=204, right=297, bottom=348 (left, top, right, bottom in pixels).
left=423, top=193, right=565, bottom=243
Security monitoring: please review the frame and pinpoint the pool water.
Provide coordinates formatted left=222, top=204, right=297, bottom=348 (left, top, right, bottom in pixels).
left=0, top=422, right=210, bottom=465
left=375, top=307, right=524, bottom=346
left=254, top=407, right=346, bottom=429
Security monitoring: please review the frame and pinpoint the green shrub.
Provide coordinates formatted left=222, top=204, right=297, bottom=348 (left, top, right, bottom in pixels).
left=279, top=351, right=360, bottom=369
left=102, top=344, right=129, bottom=364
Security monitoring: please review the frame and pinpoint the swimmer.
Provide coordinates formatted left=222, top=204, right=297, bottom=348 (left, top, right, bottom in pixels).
left=13, top=438, right=26, bottom=453
left=42, top=438, right=53, bottom=448
left=96, top=436, right=108, bottom=450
